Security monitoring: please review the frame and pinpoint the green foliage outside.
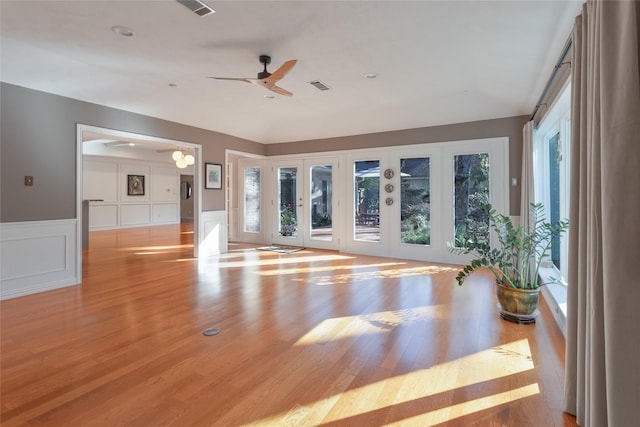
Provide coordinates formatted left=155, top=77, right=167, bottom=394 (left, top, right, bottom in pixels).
left=401, top=213, right=431, bottom=244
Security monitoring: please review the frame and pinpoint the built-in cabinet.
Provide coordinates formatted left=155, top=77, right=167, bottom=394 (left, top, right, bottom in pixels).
left=83, top=156, right=184, bottom=230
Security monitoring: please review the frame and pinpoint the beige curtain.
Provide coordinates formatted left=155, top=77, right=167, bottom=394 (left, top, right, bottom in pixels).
left=564, top=1, right=640, bottom=426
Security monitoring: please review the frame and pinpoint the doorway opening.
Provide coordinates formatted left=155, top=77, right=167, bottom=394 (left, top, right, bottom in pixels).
left=76, top=124, right=202, bottom=281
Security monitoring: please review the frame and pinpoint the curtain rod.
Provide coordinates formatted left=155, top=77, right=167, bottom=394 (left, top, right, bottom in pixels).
left=529, top=37, right=573, bottom=122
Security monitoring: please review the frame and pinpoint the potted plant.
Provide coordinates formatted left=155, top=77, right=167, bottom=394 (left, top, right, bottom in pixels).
left=448, top=202, right=569, bottom=322
left=280, top=205, right=297, bottom=236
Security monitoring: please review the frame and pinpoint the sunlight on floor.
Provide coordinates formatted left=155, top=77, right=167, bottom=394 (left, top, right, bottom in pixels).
left=208, top=254, right=355, bottom=269
left=402, top=383, right=541, bottom=425
left=285, top=316, right=537, bottom=426
left=256, top=261, right=406, bottom=276
left=317, top=338, right=535, bottom=425
left=129, top=244, right=194, bottom=256
left=308, top=264, right=458, bottom=286
left=295, top=306, right=453, bottom=346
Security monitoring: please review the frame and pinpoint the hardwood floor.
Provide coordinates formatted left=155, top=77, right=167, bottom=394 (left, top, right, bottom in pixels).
left=1, top=224, right=577, bottom=426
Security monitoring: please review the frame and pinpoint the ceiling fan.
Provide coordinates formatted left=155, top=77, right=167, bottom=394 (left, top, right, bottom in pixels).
left=208, top=55, right=297, bottom=97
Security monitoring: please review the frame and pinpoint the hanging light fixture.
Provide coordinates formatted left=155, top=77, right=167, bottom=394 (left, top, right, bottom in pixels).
left=171, top=148, right=194, bottom=169
left=176, top=157, right=188, bottom=169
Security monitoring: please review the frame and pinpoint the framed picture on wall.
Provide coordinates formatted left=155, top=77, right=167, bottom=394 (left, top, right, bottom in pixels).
left=205, top=163, right=223, bottom=190
left=127, top=174, right=145, bottom=196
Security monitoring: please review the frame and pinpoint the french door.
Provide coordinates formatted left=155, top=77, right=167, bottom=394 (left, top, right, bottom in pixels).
left=269, top=158, right=339, bottom=250
left=343, top=138, right=508, bottom=263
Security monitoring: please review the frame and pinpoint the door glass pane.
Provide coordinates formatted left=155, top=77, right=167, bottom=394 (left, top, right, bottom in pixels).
left=310, top=165, right=333, bottom=242
left=279, top=167, right=298, bottom=237
left=244, top=167, right=261, bottom=233
left=354, top=160, right=380, bottom=242
left=454, top=153, right=490, bottom=247
left=400, top=157, right=430, bottom=245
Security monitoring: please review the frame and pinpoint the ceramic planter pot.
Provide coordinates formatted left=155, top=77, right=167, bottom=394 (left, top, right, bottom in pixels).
left=496, top=284, right=539, bottom=319
left=280, top=224, right=296, bottom=236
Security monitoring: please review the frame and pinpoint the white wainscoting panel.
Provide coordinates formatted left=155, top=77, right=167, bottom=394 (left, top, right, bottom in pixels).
left=1, top=220, right=79, bottom=300
left=89, top=204, right=118, bottom=228
left=152, top=203, right=179, bottom=224
left=83, top=159, right=118, bottom=202
left=200, top=210, right=228, bottom=257
left=121, top=204, right=151, bottom=226
left=84, top=156, right=181, bottom=230
left=152, top=165, right=178, bottom=202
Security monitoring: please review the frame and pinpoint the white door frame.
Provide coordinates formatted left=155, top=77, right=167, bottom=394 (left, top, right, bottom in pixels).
left=269, top=159, right=305, bottom=247
left=76, top=124, right=202, bottom=281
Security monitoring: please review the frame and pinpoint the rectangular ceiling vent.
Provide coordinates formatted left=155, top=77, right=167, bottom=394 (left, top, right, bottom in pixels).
left=308, top=80, right=331, bottom=91
left=177, top=0, right=215, bottom=17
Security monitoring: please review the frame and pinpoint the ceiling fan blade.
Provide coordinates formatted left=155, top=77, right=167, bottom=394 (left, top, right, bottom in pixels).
left=265, top=59, right=297, bottom=83
left=268, top=84, right=293, bottom=97
left=208, top=77, right=255, bottom=84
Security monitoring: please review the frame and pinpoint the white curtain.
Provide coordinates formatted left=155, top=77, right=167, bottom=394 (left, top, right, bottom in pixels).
left=520, top=121, right=535, bottom=231
left=564, top=1, right=640, bottom=426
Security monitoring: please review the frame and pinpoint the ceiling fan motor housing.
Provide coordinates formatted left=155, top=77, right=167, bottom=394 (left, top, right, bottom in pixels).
left=258, top=55, right=272, bottom=79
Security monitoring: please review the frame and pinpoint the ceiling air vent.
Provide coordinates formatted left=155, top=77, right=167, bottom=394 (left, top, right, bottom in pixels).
left=308, top=80, right=331, bottom=91
left=177, top=0, right=215, bottom=17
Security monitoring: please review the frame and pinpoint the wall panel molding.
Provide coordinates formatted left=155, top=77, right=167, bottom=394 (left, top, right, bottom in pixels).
left=84, top=155, right=181, bottom=230
left=199, top=210, right=227, bottom=257
left=1, top=219, right=79, bottom=300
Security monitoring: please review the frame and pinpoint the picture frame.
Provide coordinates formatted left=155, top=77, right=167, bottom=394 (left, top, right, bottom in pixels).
left=127, top=174, right=145, bottom=196
left=205, top=163, right=223, bottom=190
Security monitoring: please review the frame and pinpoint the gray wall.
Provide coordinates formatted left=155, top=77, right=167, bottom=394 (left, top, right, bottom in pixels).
left=1, top=82, right=527, bottom=222
left=0, top=83, right=265, bottom=222
left=266, top=115, right=529, bottom=215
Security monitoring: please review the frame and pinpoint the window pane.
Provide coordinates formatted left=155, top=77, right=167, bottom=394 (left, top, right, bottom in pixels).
left=244, top=167, right=261, bottom=233
left=279, top=167, right=298, bottom=237
left=354, top=160, right=380, bottom=242
left=310, top=165, right=332, bottom=241
left=548, top=133, right=562, bottom=269
left=454, top=153, right=490, bottom=247
left=400, top=157, right=430, bottom=245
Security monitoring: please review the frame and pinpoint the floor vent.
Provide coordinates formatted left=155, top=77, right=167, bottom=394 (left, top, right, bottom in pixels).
left=308, top=80, right=331, bottom=91
left=177, top=0, right=215, bottom=17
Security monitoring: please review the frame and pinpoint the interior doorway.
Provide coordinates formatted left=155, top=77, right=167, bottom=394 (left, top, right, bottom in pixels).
left=76, top=124, right=202, bottom=281
left=180, top=175, right=194, bottom=223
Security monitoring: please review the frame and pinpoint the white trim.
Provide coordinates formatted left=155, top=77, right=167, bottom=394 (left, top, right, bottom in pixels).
left=77, top=124, right=203, bottom=276
left=199, top=210, right=228, bottom=257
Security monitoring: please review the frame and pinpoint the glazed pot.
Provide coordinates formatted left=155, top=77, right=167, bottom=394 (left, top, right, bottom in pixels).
left=496, top=284, right=539, bottom=316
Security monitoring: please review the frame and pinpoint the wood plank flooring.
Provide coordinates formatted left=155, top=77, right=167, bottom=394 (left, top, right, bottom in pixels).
left=1, top=224, right=578, bottom=426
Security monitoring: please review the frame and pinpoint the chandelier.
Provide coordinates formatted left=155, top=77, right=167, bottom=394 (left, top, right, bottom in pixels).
left=172, top=150, right=195, bottom=169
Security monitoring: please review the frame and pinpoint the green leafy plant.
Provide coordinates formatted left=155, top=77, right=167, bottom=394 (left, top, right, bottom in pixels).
left=401, top=214, right=431, bottom=245
left=448, top=202, right=568, bottom=289
left=280, top=205, right=296, bottom=226
left=280, top=205, right=297, bottom=236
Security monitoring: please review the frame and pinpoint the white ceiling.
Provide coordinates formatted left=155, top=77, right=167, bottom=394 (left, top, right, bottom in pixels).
left=0, top=0, right=582, bottom=145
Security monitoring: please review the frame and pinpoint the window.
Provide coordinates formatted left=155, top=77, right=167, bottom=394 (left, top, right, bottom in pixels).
left=244, top=167, right=261, bottom=233
left=453, top=153, right=490, bottom=247
left=354, top=160, right=380, bottom=242
left=534, top=82, right=571, bottom=282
